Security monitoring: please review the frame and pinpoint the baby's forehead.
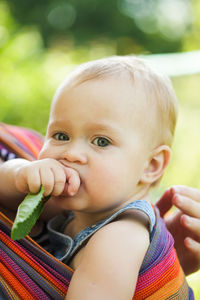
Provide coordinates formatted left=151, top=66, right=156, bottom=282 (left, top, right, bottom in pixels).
left=50, top=74, right=160, bottom=148
left=55, top=75, right=157, bottom=129
left=62, top=62, right=157, bottom=96
left=57, top=73, right=156, bottom=117
left=51, top=57, right=177, bottom=147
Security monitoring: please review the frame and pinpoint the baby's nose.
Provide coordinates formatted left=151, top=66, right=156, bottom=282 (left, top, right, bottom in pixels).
left=62, top=143, right=87, bottom=164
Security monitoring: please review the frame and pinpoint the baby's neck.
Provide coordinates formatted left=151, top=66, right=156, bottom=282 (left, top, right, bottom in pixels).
left=65, top=191, right=151, bottom=238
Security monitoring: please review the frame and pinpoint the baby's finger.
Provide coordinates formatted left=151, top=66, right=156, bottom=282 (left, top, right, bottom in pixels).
left=15, top=173, right=29, bottom=194
left=64, top=168, right=81, bottom=196
left=51, top=168, right=66, bottom=196
left=172, top=194, right=200, bottom=219
left=181, top=215, right=200, bottom=238
left=27, top=169, right=41, bottom=194
left=39, top=168, right=54, bottom=196
left=171, top=185, right=200, bottom=203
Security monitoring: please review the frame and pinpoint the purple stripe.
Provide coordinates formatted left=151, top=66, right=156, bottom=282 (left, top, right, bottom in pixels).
left=19, top=237, right=72, bottom=282
left=29, top=249, right=69, bottom=287
left=0, top=241, right=63, bottom=299
left=188, top=287, right=195, bottom=300
left=0, top=219, right=72, bottom=284
left=0, top=248, right=48, bottom=299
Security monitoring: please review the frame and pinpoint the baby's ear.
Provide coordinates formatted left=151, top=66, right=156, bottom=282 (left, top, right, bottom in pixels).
left=140, top=145, right=171, bottom=184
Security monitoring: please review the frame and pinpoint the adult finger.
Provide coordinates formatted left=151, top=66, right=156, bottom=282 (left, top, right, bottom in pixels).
left=184, top=238, right=200, bottom=271
left=172, top=194, right=200, bottom=219
left=185, top=238, right=200, bottom=254
left=181, top=215, right=200, bottom=238
left=171, top=185, right=200, bottom=203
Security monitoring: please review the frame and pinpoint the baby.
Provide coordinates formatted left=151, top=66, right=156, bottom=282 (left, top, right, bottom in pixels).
left=0, top=56, right=194, bottom=299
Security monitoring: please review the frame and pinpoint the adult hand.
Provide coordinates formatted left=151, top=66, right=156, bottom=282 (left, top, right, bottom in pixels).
left=156, top=185, right=200, bottom=275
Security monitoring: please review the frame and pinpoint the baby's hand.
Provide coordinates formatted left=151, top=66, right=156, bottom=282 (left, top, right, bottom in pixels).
left=15, top=158, right=80, bottom=197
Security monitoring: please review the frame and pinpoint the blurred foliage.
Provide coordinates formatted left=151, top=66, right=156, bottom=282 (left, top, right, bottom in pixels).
left=2, top=0, right=197, bottom=54
left=0, top=0, right=200, bottom=134
left=161, top=74, right=200, bottom=189
left=0, top=0, right=200, bottom=295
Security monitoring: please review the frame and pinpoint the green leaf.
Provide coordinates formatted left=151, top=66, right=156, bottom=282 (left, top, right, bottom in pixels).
left=11, top=185, right=48, bottom=240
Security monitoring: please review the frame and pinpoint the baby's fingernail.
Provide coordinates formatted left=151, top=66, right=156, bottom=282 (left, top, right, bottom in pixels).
left=69, top=189, right=76, bottom=196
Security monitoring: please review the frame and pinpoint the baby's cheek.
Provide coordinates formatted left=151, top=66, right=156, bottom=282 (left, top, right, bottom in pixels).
left=94, top=163, right=115, bottom=180
left=91, top=164, right=122, bottom=192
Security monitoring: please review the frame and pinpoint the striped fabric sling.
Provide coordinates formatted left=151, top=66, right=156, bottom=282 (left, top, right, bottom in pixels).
left=133, top=207, right=194, bottom=299
left=0, top=122, right=44, bottom=161
left=0, top=122, right=195, bottom=299
left=0, top=123, right=73, bottom=299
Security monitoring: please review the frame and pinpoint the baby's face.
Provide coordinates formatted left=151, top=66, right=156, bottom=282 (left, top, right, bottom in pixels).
left=39, top=76, right=156, bottom=215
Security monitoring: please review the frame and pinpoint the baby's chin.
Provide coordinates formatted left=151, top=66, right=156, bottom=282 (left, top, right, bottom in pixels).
left=51, top=193, right=89, bottom=212
left=50, top=194, right=75, bottom=211
left=50, top=184, right=82, bottom=204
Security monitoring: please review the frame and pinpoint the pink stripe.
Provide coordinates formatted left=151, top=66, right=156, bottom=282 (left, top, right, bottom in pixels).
left=0, top=230, right=65, bottom=289
left=23, top=129, right=43, bottom=150
left=10, top=127, right=39, bottom=156
left=30, top=250, right=69, bottom=287
left=136, top=248, right=176, bottom=291
left=0, top=248, right=45, bottom=299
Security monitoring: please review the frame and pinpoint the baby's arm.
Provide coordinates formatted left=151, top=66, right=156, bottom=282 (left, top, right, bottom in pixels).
left=66, top=217, right=149, bottom=300
left=0, top=158, right=80, bottom=221
left=0, top=159, right=30, bottom=210
left=14, top=158, right=80, bottom=197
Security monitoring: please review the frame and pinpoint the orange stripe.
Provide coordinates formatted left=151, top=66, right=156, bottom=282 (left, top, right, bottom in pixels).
left=9, top=127, right=40, bottom=158
left=145, top=267, right=186, bottom=299
left=0, top=212, right=74, bottom=273
left=0, top=262, right=35, bottom=300
left=0, top=131, right=35, bottom=161
left=0, top=212, right=73, bottom=272
left=0, top=274, right=21, bottom=300
left=0, top=212, right=73, bottom=273
left=133, top=252, right=180, bottom=299
left=0, top=231, right=67, bottom=294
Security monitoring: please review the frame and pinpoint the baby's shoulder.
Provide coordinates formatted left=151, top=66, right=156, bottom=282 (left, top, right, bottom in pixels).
left=71, top=215, right=150, bottom=292
left=86, top=215, right=150, bottom=262
left=70, top=210, right=150, bottom=269
left=70, top=215, right=151, bottom=300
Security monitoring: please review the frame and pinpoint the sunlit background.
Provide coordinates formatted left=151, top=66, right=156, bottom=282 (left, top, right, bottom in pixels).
left=0, top=0, right=200, bottom=296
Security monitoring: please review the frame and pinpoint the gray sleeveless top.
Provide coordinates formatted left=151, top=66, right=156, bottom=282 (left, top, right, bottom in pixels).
left=46, top=200, right=155, bottom=264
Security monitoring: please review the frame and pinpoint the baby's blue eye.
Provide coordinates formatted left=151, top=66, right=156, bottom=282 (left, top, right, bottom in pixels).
left=93, top=137, right=110, bottom=147
left=53, top=133, right=69, bottom=141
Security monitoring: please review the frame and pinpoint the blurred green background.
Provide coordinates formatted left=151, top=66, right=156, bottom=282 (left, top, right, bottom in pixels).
left=0, top=0, right=200, bottom=296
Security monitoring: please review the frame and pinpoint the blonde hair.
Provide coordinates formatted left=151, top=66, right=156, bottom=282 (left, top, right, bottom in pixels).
left=59, top=56, right=178, bottom=146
